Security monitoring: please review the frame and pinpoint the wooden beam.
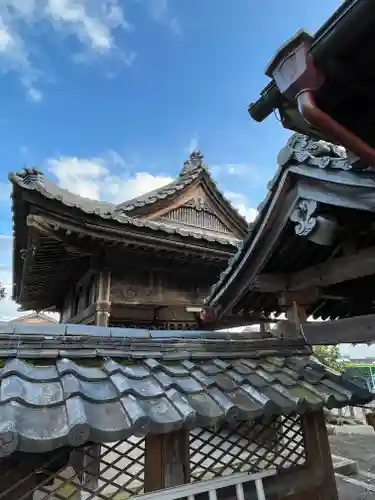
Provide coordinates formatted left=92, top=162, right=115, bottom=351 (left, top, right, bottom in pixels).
left=250, top=273, right=286, bottom=293
left=251, top=245, right=375, bottom=294
left=289, top=246, right=375, bottom=290
left=302, top=314, right=375, bottom=345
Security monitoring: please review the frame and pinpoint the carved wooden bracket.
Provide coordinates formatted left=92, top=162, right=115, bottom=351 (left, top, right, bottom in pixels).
left=290, top=199, right=318, bottom=236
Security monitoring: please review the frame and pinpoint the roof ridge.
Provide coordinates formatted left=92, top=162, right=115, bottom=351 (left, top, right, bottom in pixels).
left=10, top=170, right=239, bottom=247
left=114, top=166, right=203, bottom=212
left=114, top=151, right=208, bottom=213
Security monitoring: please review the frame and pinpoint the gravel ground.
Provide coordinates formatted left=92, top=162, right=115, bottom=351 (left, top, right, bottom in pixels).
left=330, top=434, right=375, bottom=473
left=330, top=434, right=375, bottom=499
left=336, top=479, right=375, bottom=500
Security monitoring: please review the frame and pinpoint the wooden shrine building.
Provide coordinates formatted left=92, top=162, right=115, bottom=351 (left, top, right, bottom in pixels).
left=10, top=151, right=248, bottom=330
left=2, top=145, right=373, bottom=500
left=203, top=132, right=375, bottom=343
left=201, top=131, right=375, bottom=498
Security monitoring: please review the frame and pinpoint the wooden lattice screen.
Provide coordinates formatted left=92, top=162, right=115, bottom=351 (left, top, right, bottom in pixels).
left=189, top=414, right=306, bottom=481
left=1, top=414, right=306, bottom=499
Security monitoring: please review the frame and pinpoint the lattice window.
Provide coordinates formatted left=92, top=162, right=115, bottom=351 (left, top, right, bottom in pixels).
left=1, top=415, right=306, bottom=499
left=189, top=414, right=306, bottom=482
left=0, top=437, right=146, bottom=500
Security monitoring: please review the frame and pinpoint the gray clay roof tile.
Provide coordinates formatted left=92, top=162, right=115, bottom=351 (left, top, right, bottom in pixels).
left=0, top=322, right=372, bottom=457
left=9, top=161, right=245, bottom=247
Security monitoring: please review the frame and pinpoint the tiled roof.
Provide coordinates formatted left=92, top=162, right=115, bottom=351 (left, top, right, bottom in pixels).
left=115, top=170, right=201, bottom=212
left=115, top=151, right=248, bottom=231
left=204, top=133, right=358, bottom=306
left=0, top=323, right=371, bottom=457
left=9, top=171, right=239, bottom=247
left=9, top=151, right=248, bottom=249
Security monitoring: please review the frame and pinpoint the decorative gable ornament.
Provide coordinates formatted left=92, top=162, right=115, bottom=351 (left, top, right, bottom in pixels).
left=180, top=150, right=206, bottom=176
left=277, top=133, right=352, bottom=171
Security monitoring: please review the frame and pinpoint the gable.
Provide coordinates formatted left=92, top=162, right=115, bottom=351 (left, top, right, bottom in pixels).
left=159, top=198, right=233, bottom=234
left=145, top=183, right=245, bottom=238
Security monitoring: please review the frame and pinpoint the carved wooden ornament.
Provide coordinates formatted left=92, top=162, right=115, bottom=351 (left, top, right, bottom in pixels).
left=290, top=199, right=318, bottom=236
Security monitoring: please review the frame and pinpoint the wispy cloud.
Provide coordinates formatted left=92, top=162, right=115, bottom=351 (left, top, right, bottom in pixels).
left=225, top=191, right=258, bottom=223
left=0, top=0, right=135, bottom=100
left=211, top=163, right=266, bottom=183
left=147, top=0, right=182, bottom=35
left=47, top=151, right=173, bottom=203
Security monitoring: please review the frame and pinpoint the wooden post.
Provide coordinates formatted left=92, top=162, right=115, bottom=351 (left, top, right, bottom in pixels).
left=144, top=430, right=190, bottom=493
left=276, top=291, right=315, bottom=339
left=80, top=269, right=111, bottom=492
left=96, top=269, right=111, bottom=326
left=301, top=410, right=339, bottom=500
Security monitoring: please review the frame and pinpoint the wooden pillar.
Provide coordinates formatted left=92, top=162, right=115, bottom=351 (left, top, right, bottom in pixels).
left=301, top=410, right=339, bottom=500
left=144, top=430, right=190, bottom=493
left=96, top=269, right=111, bottom=326
left=278, top=289, right=319, bottom=338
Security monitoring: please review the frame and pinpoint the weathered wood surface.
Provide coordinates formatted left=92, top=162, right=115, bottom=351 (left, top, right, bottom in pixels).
left=288, top=245, right=375, bottom=290
left=250, top=245, right=375, bottom=294
left=144, top=429, right=189, bottom=492
left=301, top=410, right=339, bottom=500
left=111, top=269, right=210, bottom=306
left=302, top=314, right=375, bottom=344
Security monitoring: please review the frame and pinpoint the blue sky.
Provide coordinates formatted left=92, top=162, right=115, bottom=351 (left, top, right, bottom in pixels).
left=0, top=0, right=363, bottom=356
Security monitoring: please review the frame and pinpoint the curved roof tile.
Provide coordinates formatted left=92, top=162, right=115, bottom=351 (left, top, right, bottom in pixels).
left=9, top=171, right=240, bottom=247
left=0, top=323, right=371, bottom=457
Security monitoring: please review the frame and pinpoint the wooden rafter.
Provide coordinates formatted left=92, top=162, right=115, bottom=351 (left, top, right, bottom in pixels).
left=250, top=245, right=375, bottom=293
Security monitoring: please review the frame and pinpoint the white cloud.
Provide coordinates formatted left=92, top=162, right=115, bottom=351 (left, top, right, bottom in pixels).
left=47, top=152, right=173, bottom=204
left=225, top=191, right=257, bottom=222
left=0, top=0, right=134, bottom=99
left=211, top=163, right=266, bottom=182
left=147, top=0, right=182, bottom=35
left=0, top=237, right=18, bottom=321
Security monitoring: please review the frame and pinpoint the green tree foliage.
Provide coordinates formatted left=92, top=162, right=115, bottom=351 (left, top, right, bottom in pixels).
left=313, top=345, right=345, bottom=372
left=0, top=283, right=5, bottom=300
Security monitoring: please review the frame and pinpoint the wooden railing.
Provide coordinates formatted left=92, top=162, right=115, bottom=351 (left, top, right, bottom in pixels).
left=135, top=470, right=277, bottom=500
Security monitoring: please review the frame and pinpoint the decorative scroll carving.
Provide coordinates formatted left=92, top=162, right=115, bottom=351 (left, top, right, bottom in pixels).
left=290, top=199, right=318, bottom=236
left=160, top=200, right=231, bottom=233
left=277, top=133, right=352, bottom=171
left=111, top=271, right=210, bottom=306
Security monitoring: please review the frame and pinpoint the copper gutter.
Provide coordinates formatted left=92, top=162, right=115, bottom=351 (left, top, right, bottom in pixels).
left=267, top=31, right=375, bottom=166
left=296, top=90, right=375, bottom=166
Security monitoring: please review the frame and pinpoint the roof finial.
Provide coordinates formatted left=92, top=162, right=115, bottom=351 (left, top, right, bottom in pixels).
left=180, top=150, right=205, bottom=176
